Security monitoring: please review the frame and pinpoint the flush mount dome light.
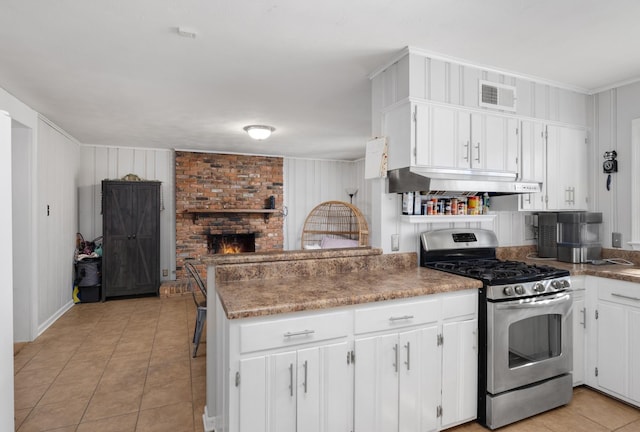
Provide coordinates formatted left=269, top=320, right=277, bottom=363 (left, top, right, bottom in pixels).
left=243, top=125, right=275, bottom=140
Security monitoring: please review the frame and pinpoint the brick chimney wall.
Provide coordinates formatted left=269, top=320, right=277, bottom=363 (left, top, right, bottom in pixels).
left=175, top=151, right=284, bottom=279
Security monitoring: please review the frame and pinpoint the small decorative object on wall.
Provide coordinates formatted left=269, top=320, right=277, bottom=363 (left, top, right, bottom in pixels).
left=603, top=150, right=618, bottom=191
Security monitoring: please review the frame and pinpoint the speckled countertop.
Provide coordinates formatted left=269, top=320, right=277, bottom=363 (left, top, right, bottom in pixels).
left=211, top=247, right=640, bottom=320
left=211, top=250, right=482, bottom=319
left=215, top=266, right=482, bottom=319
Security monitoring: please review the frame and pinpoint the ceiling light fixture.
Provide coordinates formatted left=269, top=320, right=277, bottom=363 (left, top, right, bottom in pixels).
left=176, top=27, right=197, bottom=38
left=243, top=125, right=275, bottom=140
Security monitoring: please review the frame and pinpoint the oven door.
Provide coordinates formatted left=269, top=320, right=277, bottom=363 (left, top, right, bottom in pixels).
left=486, top=291, right=573, bottom=395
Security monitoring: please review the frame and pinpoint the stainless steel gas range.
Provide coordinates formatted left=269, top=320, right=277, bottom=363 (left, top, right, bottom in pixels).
left=420, top=228, right=573, bottom=430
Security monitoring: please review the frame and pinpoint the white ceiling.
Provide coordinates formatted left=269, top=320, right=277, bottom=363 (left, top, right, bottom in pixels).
left=1, top=0, right=639, bottom=161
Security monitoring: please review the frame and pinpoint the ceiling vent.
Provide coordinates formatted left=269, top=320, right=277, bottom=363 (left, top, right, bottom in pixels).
left=479, top=80, right=517, bottom=112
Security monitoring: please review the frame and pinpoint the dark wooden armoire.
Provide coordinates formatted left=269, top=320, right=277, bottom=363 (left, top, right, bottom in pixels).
left=102, top=180, right=160, bottom=300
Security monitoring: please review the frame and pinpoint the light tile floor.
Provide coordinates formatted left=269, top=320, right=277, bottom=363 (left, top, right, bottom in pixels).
left=13, top=296, right=640, bottom=432
left=14, top=296, right=206, bottom=432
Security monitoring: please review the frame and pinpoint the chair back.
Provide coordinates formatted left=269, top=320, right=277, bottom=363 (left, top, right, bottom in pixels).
left=184, top=261, right=207, bottom=303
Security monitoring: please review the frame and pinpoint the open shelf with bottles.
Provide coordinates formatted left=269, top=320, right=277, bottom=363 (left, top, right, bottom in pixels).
left=401, top=214, right=496, bottom=224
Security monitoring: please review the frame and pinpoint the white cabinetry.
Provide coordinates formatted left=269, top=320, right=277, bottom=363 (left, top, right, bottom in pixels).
left=239, top=342, right=350, bottom=432
left=353, top=291, right=477, bottom=432
left=571, top=276, right=586, bottom=386
left=519, top=122, right=588, bottom=211
left=588, top=277, right=640, bottom=407
left=546, top=125, right=588, bottom=211
left=231, top=310, right=353, bottom=432
left=214, top=290, right=479, bottom=432
left=385, top=101, right=518, bottom=175
left=519, top=120, right=547, bottom=211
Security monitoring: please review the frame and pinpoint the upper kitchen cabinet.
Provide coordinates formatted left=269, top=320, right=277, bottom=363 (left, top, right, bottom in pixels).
left=519, top=120, right=547, bottom=211
left=384, top=101, right=518, bottom=175
left=546, top=125, right=589, bottom=211
left=519, top=122, right=588, bottom=211
left=371, top=47, right=591, bottom=173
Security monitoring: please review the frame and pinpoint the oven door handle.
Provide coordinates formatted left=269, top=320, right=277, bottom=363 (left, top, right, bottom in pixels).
left=494, top=293, right=571, bottom=310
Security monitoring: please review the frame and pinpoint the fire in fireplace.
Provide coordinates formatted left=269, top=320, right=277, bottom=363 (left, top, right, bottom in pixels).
left=208, top=233, right=256, bottom=254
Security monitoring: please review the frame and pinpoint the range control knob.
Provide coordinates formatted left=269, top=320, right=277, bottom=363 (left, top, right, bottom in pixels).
left=533, top=283, right=545, bottom=293
left=503, top=286, right=515, bottom=296
left=562, top=279, right=571, bottom=288
left=551, top=280, right=562, bottom=290
left=515, top=285, right=526, bottom=295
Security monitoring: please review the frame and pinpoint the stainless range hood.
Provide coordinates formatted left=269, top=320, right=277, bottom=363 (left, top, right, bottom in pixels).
left=387, top=167, right=541, bottom=195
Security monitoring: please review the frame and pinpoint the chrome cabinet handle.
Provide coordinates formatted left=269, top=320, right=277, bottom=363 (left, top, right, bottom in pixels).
left=475, top=142, right=481, bottom=163
left=612, top=293, right=640, bottom=301
left=464, top=141, right=470, bottom=162
left=404, top=342, right=411, bottom=371
left=284, top=329, right=315, bottom=338
left=389, top=315, right=414, bottom=322
left=289, top=363, right=293, bottom=397
left=393, top=344, right=398, bottom=372
left=303, top=360, right=308, bottom=393
left=580, top=307, right=586, bottom=329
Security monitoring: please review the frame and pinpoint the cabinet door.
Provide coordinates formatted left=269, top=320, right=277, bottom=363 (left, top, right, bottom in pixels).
left=399, top=326, right=440, bottom=432
left=546, top=125, right=588, bottom=210
left=131, top=182, right=160, bottom=294
left=519, top=120, right=546, bottom=211
left=415, top=104, right=470, bottom=170
left=597, top=302, right=627, bottom=396
left=630, top=309, right=640, bottom=403
left=441, top=319, right=478, bottom=429
left=239, top=356, right=268, bottom=432
left=470, top=113, right=518, bottom=173
left=102, top=183, right=135, bottom=297
left=269, top=351, right=298, bottom=432
left=316, top=341, right=352, bottom=432
left=297, top=347, right=320, bottom=432
left=354, top=334, right=399, bottom=432
left=572, top=294, right=586, bottom=386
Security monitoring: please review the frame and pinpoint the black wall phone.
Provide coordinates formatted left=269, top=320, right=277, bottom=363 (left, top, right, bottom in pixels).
left=603, top=150, right=617, bottom=190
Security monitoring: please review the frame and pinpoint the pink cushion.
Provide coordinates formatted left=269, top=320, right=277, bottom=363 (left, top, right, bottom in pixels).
left=320, top=237, right=359, bottom=249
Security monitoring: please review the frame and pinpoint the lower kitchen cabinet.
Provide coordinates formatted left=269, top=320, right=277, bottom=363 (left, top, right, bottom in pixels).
left=354, top=326, right=440, bottom=432
left=238, top=342, right=351, bottom=432
left=353, top=291, right=478, bottom=432
left=212, top=290, right=478, bottom=432
left=586, top=277, right=640, bottom=407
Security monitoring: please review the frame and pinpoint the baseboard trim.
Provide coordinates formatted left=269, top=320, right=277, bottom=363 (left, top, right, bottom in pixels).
left=203, top=406, right=217, bottom=432
left=37, top=300, right=74, bottom=337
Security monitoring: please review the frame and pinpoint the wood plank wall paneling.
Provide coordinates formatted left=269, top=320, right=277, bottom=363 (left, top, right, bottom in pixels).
left=283, top=158, right=364, bottom=250
left=593, top=82, right=640, bottom=248
left=375, top=52, right=589, bottom=128
left=79, top=146, right=175, bottom=281
left=37, top=118, right=79, bottom=329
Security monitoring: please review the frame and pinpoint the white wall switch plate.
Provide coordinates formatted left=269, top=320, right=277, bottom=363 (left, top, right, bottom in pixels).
left=612, top=232, right=622, bottom=248
left=391, top=234, right=400, bottom=251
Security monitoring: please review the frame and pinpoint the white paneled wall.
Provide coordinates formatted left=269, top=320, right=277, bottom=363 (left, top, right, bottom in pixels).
left=593, top=82, right=640, bottom=249
left=372, top=50, right=589, bottom=129
left=78, top=146, right=176, bottom=280
left=36, top=118, right=80, bottom=333
left=283, top=158, right=362, bottom=250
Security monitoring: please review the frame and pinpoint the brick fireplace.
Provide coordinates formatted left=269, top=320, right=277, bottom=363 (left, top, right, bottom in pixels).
left=175, top=151, right=284, bottom=279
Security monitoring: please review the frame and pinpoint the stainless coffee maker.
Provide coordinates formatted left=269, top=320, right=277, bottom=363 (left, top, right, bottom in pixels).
left=556, top=212, right=603, bottom=263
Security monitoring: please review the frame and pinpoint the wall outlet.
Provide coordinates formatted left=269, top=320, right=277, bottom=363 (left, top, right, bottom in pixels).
left=391, top=234, right=400, bottom=251
left=162, top=269, right=169, bottom=277
left=612, top=232, right=622, bottom=248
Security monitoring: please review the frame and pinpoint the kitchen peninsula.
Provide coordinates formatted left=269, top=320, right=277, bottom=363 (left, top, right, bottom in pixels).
left=203, top=248, right=482, bottom=432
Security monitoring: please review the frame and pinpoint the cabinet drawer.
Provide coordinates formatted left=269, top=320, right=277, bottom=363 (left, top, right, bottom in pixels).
left=442, top=291, right=477, bottom=320
left=354, top=298, right=441, bottom=334
left=599, top=280, right=640, bottom=308
left=240, top=311, right=350, bottom=353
